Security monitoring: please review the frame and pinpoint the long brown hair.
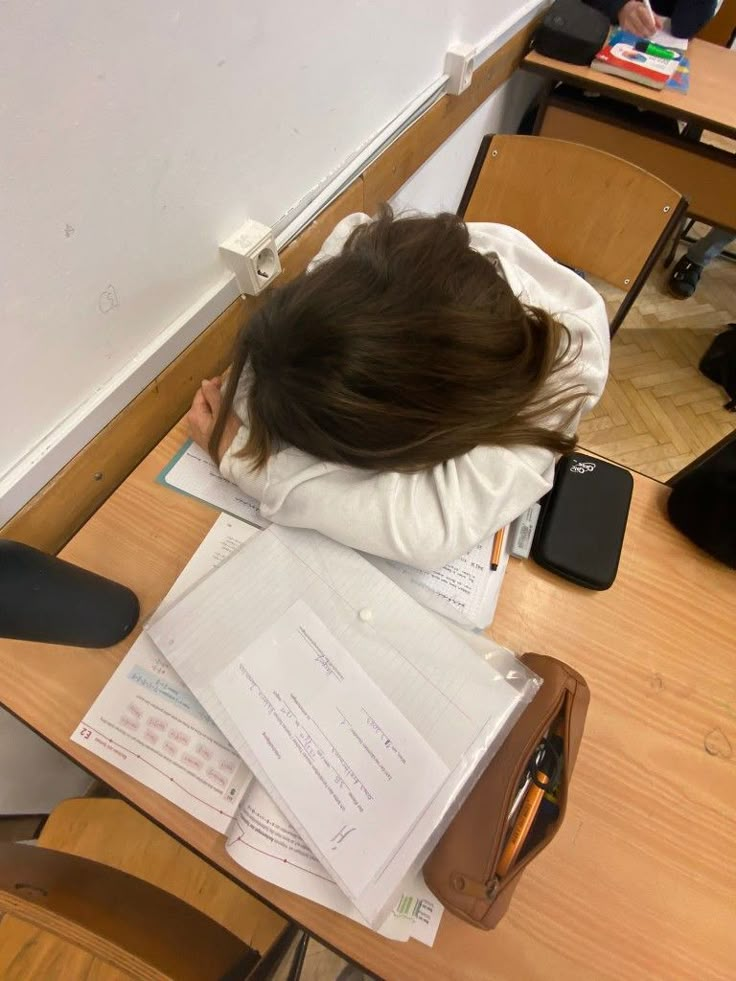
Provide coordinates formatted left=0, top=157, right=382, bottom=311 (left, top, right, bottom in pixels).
left=210, top=207, right=586, bottom=472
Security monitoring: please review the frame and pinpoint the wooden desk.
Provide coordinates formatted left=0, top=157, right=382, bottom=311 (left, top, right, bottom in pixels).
left=524, top=40, right=736, bottom=233
left=1, top=422, right=735, bottom=979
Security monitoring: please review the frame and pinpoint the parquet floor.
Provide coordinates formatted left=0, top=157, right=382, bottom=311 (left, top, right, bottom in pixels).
left=578, top=229, right=736, bottom=482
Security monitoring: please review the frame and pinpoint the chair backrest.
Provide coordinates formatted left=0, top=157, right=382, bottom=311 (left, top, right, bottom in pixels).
left=697, top=0, right=735, bottom=47
left=0, top=841, right=262, bottom=981
left=458, top=134, right=686, bottom=332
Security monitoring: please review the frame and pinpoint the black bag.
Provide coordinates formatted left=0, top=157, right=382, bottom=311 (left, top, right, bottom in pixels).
left=668, top=469, right=736, bottom=569
left=532, top=0, right=610, bottom=65
left=700, top=323, right=736, bottom=412
left=667, top=433, right=736, bottom=569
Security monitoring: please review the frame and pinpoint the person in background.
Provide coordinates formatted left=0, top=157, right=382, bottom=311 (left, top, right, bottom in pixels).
left=186, top=209, right=610, bottom=571
left=583, top=0, right=727, bottom=300
left=669, top=227, right=735, bottom=298
left=583, top=0, right=718, bottom=38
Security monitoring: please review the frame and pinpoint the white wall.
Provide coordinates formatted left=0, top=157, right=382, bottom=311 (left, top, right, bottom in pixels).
left=392, top=71, right=542, bottom=215
left=0, top=0, right=547, bottom=523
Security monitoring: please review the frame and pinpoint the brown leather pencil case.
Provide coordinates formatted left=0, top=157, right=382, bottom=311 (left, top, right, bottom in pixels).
left=423, top=653, right=589, bottom=929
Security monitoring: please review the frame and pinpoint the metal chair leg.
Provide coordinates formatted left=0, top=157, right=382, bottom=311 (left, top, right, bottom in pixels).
left=285, top=931, right=310, bottom=981
left=663, top=213, right=693, bottom=269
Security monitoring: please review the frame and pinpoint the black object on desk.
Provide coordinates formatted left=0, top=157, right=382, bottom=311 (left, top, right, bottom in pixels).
left=532, top=453, right=633, bottom=590
left=667, top=430, right=736, bottom=570
left=0, top=541, right=139, bottom=647
left=532, top=0, right=609, bottom=66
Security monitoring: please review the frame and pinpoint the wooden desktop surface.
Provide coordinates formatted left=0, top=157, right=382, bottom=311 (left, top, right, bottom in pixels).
left=1, top=421, right=735, bottom=980
left=524, top=39, right=736, bottom=138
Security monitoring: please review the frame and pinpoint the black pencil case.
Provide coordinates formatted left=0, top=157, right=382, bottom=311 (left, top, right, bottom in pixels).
left=531, top=453, right=633, bottom=590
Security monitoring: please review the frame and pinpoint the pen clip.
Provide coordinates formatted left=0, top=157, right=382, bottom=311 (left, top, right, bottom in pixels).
left=528, top=737, right=563, bottom=792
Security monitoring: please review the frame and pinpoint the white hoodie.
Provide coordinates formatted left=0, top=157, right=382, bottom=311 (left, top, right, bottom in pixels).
left=220, top=213, right=610, bottom=570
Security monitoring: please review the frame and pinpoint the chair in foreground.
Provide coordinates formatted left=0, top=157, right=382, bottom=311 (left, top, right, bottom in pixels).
left=0, top=797, right=301, bottom=980
left=458, top=134, right=687, bottom=333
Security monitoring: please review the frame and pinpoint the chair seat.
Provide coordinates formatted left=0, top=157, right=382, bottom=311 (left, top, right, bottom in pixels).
left=0, top=797, right=286, bottom=980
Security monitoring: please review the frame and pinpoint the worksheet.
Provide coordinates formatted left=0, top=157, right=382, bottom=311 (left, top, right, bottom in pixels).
left=158, top=439, right=268, bottom=528
left=213, top=599, right=449, bottom=898
left=370, top=531, right=510, bottom=629
left=226, top=781, right=443, bottom=945
left=71, top=515, right=257, bottom=831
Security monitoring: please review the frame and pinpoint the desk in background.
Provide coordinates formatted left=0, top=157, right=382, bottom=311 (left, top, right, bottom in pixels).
left=0, top=421, right=735, bottom=979
left=524, top=40, right=736, bottom=235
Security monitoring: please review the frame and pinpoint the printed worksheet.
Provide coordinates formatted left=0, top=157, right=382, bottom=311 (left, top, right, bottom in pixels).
left=226, top=782, right=443, bottom=945
left=370, top=532, right=510, bottom=629
left=71, top=515, right=257, bottom=831
left=213, top=599, right=449, bottom=898
left=158, top=440, right=268, bottom=528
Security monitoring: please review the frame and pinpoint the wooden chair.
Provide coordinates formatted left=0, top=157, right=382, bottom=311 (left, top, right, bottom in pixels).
left=697, top=0, right=736, bottom=47
left=458, top=134, right=687, bottom=334
left=0, top=797, right=300, bottom=980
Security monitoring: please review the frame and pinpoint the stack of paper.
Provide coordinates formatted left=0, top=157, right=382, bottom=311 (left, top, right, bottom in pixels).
left=72, top=515, right=446, bottom=944
left=146, top=524, right=536, bottom=925
left=227, top=780, right=441, bottom=944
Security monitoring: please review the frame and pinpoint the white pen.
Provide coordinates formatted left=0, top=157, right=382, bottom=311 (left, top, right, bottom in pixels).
left=640, top=0, right=657, bottom=29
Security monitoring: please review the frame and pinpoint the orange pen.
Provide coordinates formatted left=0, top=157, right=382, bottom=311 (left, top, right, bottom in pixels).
left=490, top=527, right=505, bottom=571
left=496, top=759, right=552, bottom=877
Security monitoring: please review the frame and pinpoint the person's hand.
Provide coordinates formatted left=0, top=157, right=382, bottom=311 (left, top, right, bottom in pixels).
left=618, top=0, right=662, bottom=36
left=186, top=377, right=241, bottom=461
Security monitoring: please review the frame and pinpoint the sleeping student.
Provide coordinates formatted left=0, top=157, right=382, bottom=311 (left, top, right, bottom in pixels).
left=187, top=208, right=610, bottom=570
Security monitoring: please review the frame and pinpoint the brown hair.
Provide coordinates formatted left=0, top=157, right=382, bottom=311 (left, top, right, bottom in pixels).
left=210, top=207, right=586, bottom=472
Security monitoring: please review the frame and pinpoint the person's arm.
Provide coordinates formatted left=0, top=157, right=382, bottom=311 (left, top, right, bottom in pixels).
left=584, top=0, right=660, bottom=34
left=669, top=0, right=717, bottom=38
left=202, top=352, right=557, bottom=570
left=221, top=438, right=558, bottom=571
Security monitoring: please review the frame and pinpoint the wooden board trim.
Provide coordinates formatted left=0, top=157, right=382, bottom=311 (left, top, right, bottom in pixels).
left=2, top=15, right=542, bottom=552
